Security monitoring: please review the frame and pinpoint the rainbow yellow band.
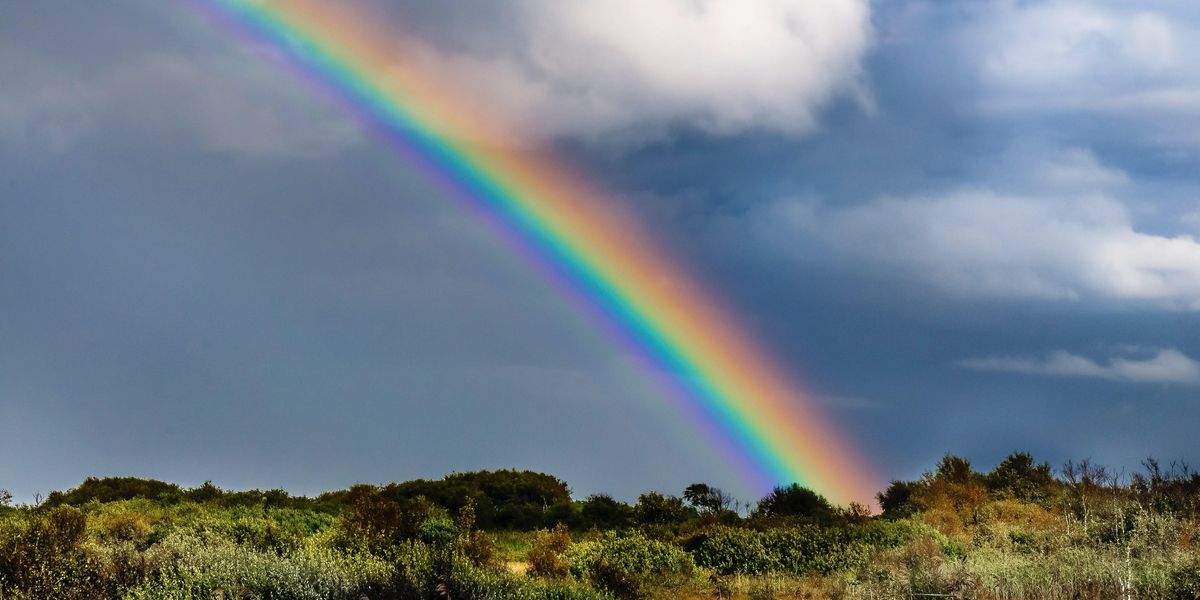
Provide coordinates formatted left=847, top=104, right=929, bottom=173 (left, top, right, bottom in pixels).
left=195, top=0, right=880, bottom=506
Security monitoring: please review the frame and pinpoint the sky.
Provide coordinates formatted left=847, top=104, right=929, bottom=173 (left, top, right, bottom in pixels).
left=2, top=0, right=1199, bottom=505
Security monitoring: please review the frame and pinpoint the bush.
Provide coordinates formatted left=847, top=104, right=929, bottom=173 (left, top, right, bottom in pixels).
left=528, top=524, right=573, bottom=578
left=44, top=477, right=182, bottom=507
left=632, top=493, right=693, bottom=528
left=124, top=533, right=393, bottom=600
left=579, top=495, right=634, bottom=530
left=387, top=537, right=609, bottom=600
left=567, top=530, right=693, bottom=597
left=0, top=507, right=107, bottom=599
left=99, top=511, right=154, bottom=546
left=420, top=515, right=458, bottom=547
left=336, top=492, right=437, bottom=554
left=1169, top=561, right=1200, bottom=600
left=753, top=485, right=835, bottom=522
left=447, top=558, right=612, bottom=600
left=764, top=526, right=867, bottom=575
left=685, top=525, right=867, bottom=576
left=685, top=527, right=773, bottom=575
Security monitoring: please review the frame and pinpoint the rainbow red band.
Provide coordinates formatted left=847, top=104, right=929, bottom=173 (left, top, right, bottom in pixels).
left=194, top=0, right=880, bottom=506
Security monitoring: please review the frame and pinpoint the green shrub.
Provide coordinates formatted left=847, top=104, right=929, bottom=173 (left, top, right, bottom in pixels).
left=854, top=518, right=923, bottom=549
left=753, top=485, right=836, bottom=522
left=763, top=526, right=868, bottom=575
left=44, top=477, right=182, bottom=507
left=567, top=530, right=693, bottom=597
left=579, top=495, right=635, bottom=531
left=685, top=525, right=866, bottom=576
left=685, top=527, right=773, bottom=575
left=446, top=558, right=612, bottom=600
left=420, top=515, right=458, bottom=547
left=124, top=533, right=393, bottom=600
left=0, top=507, right=108, bottom=599
left=528, top=524, right=573, bottom=578
left=1169, top=561, right=1200, bottom=600
left=336, top=493, right=438, bottom=554
left=387, top=537, right=609, bottom=600
left=99, top=512, right=154, bottom=546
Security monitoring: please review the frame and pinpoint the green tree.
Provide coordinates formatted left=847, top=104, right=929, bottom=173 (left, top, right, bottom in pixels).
left=683, top=483, right=734, bottom=513
left=580, top=494, right=634, bottom=529
left=634, top=492, right=693, bottom=526
left=754, top=484, right=835, bottom=521
left=877, top=480, right=919, bottom=519
left=44, top=476, right=182, bottom=506
left=987, top=452, right=1055, bottom=503
left=934, top=455, right=977, bottom=485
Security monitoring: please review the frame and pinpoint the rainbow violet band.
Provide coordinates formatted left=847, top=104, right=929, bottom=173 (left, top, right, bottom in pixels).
left=192, top=0, right=880, bottom=506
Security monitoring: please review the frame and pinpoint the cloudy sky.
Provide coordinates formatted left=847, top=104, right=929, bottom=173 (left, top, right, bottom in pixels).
left=3, top=0, right=1199, bottom=504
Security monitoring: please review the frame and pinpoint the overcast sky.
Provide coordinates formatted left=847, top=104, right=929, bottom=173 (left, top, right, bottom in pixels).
left=3, top=0, right=1199, bottom=504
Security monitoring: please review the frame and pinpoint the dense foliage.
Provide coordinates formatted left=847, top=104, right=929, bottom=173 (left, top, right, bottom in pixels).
left=3, top=454, right=1200, bottom=599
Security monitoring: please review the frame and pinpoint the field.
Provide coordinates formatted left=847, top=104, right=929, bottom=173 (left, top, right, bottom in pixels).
left=3, top=453, right=1200, bottom=599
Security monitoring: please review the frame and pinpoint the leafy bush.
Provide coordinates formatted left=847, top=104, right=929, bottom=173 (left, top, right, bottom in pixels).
left=632, top=493, right=693, bottom=528
left=387, top=537, right=609, bottom=600
left=579, top=495, right=635, bottom=530
left=528, top=524, right=574, bottom=578
left=9, top=456, right=1200, bottom=599
left=854, top=518, right=923, bottom=549
left=124, top=533, right=393, bottom=600
left=380, top=470, right=573, bottom=530
left=420, top=515, right=458, bottom=547
left=567, top=530, right=693, bottom=597
left=0, top=507, right=107, bottom=599
left=685, top=525, right=866, bottom=576
left=1168, top=561, right=1200, bottom=600
left=44, top=477, right=182, bottom=507
left=753, top=485, right=836, bottom=522
left=335, top=492, right=437, bottom=554
left=98, top=512, right=154, bottom=545
left=764, top=526, right=868, bottom=575
left=685, top=527, right=773, bottom=575
left=444, top=558, right=612, bottom=600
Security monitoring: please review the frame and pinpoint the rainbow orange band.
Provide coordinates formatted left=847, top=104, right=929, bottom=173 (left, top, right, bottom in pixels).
left=193, top=0, right=880, bottom=506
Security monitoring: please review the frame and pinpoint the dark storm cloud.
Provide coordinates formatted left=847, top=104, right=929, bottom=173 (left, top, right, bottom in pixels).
left=2, top=0, right=1198, bottom=505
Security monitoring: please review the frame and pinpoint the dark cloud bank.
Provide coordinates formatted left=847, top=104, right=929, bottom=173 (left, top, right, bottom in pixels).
left=1, top=1, right=1198, bottom=504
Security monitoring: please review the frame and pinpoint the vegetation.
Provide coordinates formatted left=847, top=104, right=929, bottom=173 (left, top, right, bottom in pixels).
left=3, top=455, right=1200, bottom=599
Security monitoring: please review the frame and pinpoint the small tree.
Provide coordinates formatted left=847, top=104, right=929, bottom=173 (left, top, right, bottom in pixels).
left=527, top=524, right=572, bottom=578
left=0, top=488, right=12, bottom=507
left=683, top=483, right=735, bottom=513
left=634, top=492, right=693, bottom=527
left=916, top=454, right=988, bottom=530
left=579, top=494, right=634, bottom=530
left=987, top=452, right=1055, bottom=503
left=754, top=484, right=835, bottom=521
left=877, top=480, right=919, bottom=519
left=935, top=455, right=976, bottom=485
left=1062, top=458, right=1112, bottom=534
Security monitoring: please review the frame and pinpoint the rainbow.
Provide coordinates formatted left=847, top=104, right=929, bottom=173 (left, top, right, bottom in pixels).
left=191, top=0, right=879, bottom=505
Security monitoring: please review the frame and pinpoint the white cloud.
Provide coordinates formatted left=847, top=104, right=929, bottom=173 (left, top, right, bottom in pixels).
left=820, top=191, right=1200, bottom=307
left=960, top=348, right=1200, bottom=384
left=964, top=1, right=1200, bottom=142
left=1035, top=148, right=1129, bottom=191
left=979, top=4, right=1176, bottom=89
left=758, top=148, right=1200, bottom=308
left=417, top=0, right=873, bottom=140
left=4, top=1, right=872, bottom=150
